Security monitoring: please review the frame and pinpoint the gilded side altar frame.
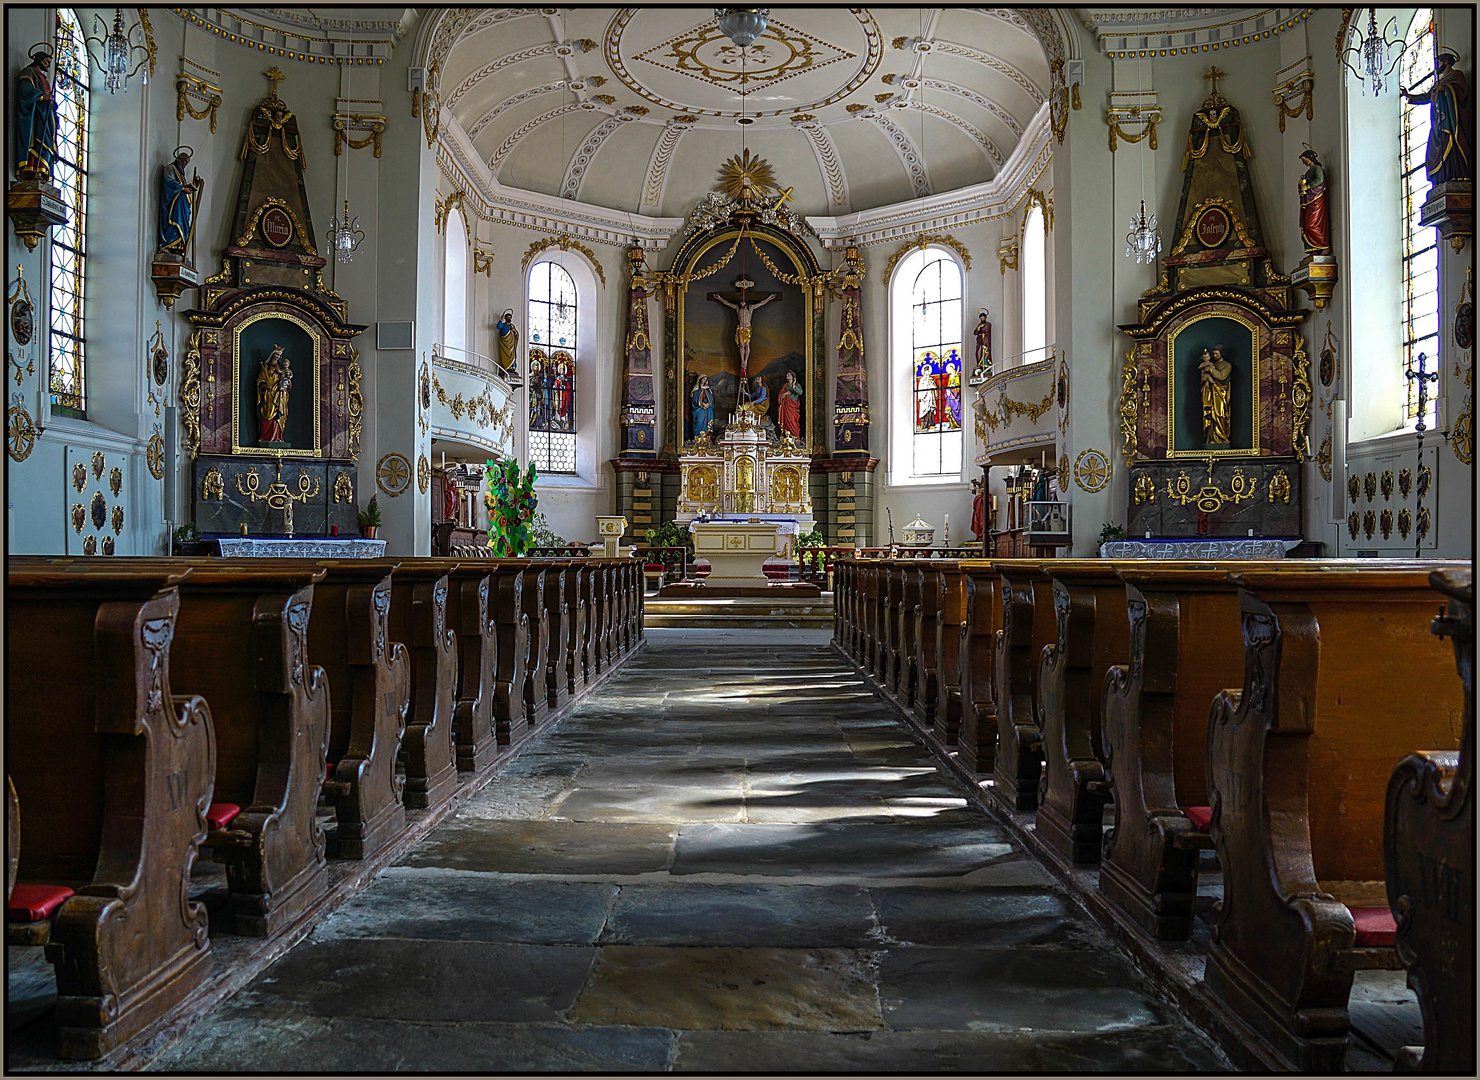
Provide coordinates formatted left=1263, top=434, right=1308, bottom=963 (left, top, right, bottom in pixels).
left=230, top=309, right=324, bottom=458
left=1165, top=308, right=1261, bottom=459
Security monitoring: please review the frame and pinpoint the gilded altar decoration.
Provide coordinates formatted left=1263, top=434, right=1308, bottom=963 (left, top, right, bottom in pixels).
left=202, top=465, right=224, bottom=500
left=333, top=471, right=353, bottom=504
left=176, top=67, right=222, bottom=132
left=347, top=347, right=364, bottom=457
left=1118, top=350, right=1139, bottom=462
left=1267, top=468, right=1292, bottom=504
left=111, top=504, right=125, bottom=535
left=1362, top=509, right=1376, bottom=539
left=1133, top=473, right=1156, bottom=505
left=1363, top=472, right=1377, bottom=502
left=147, top=431, right=165, bottom=479
left=1416, top=504, right=1431, bottom=543
left=1183, top=68, right=1249, bottom=170
left=1074, top=449, right=1111, bottom=493
left=1380, top=470, right=1394, bottom=501
left=82, top=535, right=97, bottom=556
left=1290, top=333, right=1312, bottom=461
left=71, top=502, right=86, bottom=534
left=1398, top=507, right=1412, bottom=539
left=180, top=330, right=202, bottom=459
left=376, top=453, right=412, bottom=497
left=417, top=453, right=430, bottom=495
left=1165, top=467, right=1259, bottom=512
left=235, top=458, right=321, bottom=536
left=7, top=402, right=35, bottom=462
left=92, top=451, right=106, bottom=480
left=108, top=466, right=123, bottom=497
left=1398, top=467, right=1413, bottom=499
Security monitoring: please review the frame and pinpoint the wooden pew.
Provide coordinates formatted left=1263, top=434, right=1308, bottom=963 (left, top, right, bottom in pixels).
left=991, top=560, right=1056, bottom=812
left=1099, top=565, right=1247, bottom=940
left=563, top=563, right=589, bottom=699
left=7, top=570, right=215, bottom=1059
left=1202, top=564, right=1466, bottom=1071
left=932, top=563, right=968, bottom=748
left=910, top=561, right=948, bottom=730
left=890, top=563, right=920, bottom=711
left=833, top=559, right=849, bottom=649
left=956, top=560, right=1005, bottom=775
left=578, top=562, right=600, bottom=686
left=521, top=562, right=552, bottom=732
left=442, top=563, right=499, bottom=776
left=1384, top=567, right=1474, bottom=1075
left=1035, top=561, right=1132, bottom=865
left=872, top=560, right=893, bottom=683
left=542, top=559, right=572, bottom=713
left=855, top=561, right=878, bottom=674
left=488, top=560, right=532, bottom=746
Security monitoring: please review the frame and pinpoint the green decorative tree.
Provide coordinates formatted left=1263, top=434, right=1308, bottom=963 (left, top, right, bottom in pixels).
left=484, top=458, right=538, bottom=556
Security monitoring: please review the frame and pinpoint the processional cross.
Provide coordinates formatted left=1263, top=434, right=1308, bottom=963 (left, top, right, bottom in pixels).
left=1405, top=351, right=1440, bottom=557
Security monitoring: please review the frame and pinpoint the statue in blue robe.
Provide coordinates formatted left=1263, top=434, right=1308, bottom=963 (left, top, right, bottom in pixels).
left=690, top=375, right=715, bottom=440
left=158, top=147, right=203, bottom=256
left=1405, top=47, right=1473, bottom=185
left=15, top=49, right=57, bottom=182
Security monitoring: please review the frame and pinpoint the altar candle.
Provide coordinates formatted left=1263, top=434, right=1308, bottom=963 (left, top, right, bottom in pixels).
left=944, top=514, right=949, bottom=543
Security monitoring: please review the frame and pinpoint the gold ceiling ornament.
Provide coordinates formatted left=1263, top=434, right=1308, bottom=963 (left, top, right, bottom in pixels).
left=845, top=103, right=868, bottom=113
left=520, top=235, right=606, bottom=286
left=376, top=453, right=412, bottom=497
left=789, top=113, right=816, bottom=122
left=882, top=234, right=972, bottom=282
left=623, top=105, right=650, bottom=116
left=716, top=149, right=778, bottom=202
left=881, top=73, right=897, bottom=84
left=1073, top=448, right=1111, bottom=492
left=998, top=237, right=1019, bottom=274
left=591, top=93, right=617, bottom=105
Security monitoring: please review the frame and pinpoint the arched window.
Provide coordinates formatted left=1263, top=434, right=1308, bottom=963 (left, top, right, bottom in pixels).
left=1399, top=8, right=1439, bottom=429
left=48, top=8, right=90, bottom=417
left=442, top=208, right=468, bottom=355
left=527, top=261, right=578, bottom=474
left=1020, top=205, right=1047, bottom=361
left=894, top=250, right=964, bottom=479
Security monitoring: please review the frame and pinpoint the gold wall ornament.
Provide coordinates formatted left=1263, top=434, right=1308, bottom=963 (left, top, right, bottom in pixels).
left=520, top=235, right=606, bottom=286
left=82, top=535, right=97, bottom=556
left=7, top=403, right=36, bottom=461
left=1379, top=507, right=1393, bottom=539
left=998, top=237, right=1019, bottom=274
left=1347, top=473, right=1360, bottom=504
left=1416, top=504, right=1431, bottom=543
left=1271, top=69, right=1314, bottom=133
left=236, top=197, right=316, bottom=254
left=1073, top=449, right=1111, bottom=492
left=1118, top=349, right=1139, bottom=462
left=434, top=189, right=466, bottom=234
left=1362, top=509, right=1376, bottom=539
left=176, top=71, right=222, bottom=132
left=1363, top=471, right=1377, bottom=502
left=332, top=111, right=387, bottom=158
left=202, top=465, right=225, bottom=500
left=1417, top=463, right=1431, bottom=498
left=882, top=233, right=972, bottom=281
left=101, top=535, right=115, bottom=556
left=1021, top=188, right=1054, bottom=234
left=1450, top=396, right=1473, bottom=464
left=147, top=432, right=165, bottom=479
left=347, top=347, right=364, bottom=458
left=1133, top=473, right=1157, bottom=505
left=376, top=452, right=412, bottom=496
left=1267, top=468, right=1291, bottom=504
left=998, top=385, right=1056, bottom=423
left=417, top=453, right=430, bottom=495
left=1058, top=453, right=1070, bottom=484
left=1380, top=470, right=1393, bottom=501
left=1316, top=429, right=1332, bottom=481
left=92, top=451, right=106, bottom=480
left=1346, top=510, right=1359, bottom=539
left=1397, top=467, right=1412, bottom=499
left=109, top=466, right=123, bottom=497
left=472, top=244, right=494, bottom=277
left=73, top=462, right=87, bottom=492
left=333, top=471, right=353, bottom=504
left=111, top=504, right=125, bottom=535
left=1164, top=467, right=1259, bottom=512
left=90, top=492, right=107, bottom=531
left=72, top=502, right=86, bottom=534
left=716, top=148, right=777, bottom=201
left=1397, top=507, right=1412, bottom=539
left=1105, top=104, right=1162, bottom=152
left=1291, top=333, right=1312, bottom=462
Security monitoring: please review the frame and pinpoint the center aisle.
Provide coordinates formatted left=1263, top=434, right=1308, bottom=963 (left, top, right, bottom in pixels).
left=151, top=628, right=1228, bottom=1073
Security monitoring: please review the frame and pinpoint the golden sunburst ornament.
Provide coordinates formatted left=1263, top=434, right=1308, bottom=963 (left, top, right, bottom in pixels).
left=716, top=148, right=776, bottom=201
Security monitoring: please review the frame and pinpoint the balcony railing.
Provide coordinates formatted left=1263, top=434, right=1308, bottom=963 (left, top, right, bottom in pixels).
left=432, top=342, right=517, bottom=390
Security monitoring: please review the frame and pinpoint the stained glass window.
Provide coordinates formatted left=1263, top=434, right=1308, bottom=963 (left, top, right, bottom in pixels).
left=49, top=8, right=89, bottom=416
left=527, top=262, right=577, bottom=473
left=1399, top=9, right=1439, bottom=429
left=910, top=256, right=963, bottom=476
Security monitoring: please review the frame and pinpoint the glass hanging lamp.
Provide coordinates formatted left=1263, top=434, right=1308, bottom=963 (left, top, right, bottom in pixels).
left=84, top=7, right=150, bottom=94
left=1340, top=8, right=1407, bottom=96
left=1125, top=201, right=1161, bottom=263
left=714, top=7, right=768, bottom=47
left=325, top=200, right=364, bottom=264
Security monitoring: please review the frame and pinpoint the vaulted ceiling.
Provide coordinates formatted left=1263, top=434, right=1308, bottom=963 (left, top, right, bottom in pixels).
left=437, top=8, right=1053, bottom=218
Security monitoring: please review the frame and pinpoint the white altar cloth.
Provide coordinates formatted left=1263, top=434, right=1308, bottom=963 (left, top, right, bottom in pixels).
left=1099, top=539, right=1301, bottom=560
left=217, top=537, right=387, bottom=558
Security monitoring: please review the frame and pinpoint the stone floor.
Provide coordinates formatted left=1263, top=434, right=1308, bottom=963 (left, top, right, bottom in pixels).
left=121, top=628, right=1226, bottom=1072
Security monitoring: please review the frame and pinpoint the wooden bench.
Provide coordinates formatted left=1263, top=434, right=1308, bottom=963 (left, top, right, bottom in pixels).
left=1099, top=565, right=1248, bottom=940
left=542, top=560, right=572, bottom=713
left=991, top=560, right=1057, bottom=812
left=909, top=561, right=950, bottom=731
left=439, top=563, right=499, bottom=777
left=521, top=563, right=552, bottom=732
left=1384, top=567, right=1474, bottom=1074
left=563, top=563, right=589, bottom=699
left=489, top=560, right=532, bottom=746
left=889, top=563, right=920, bottom=711
left=872, top=560, right=894, bottom=682
left=1203, top=564, right=1466, bottom=1071
left=956, top=560, right=1005, bottom=775
left=7, top=570, right=215, bottom=1059
left=1035, top=561, right=1132, bottom=865
left=931, top=563, right=968, bottom=748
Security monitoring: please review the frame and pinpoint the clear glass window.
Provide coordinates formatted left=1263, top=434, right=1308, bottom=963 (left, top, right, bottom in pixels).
left=1021, top=206, right=1047, bottom=362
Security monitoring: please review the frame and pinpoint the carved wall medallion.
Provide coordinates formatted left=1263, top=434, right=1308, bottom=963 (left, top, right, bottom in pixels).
left=91, top=450, right=106, bottom=480
left=9, top=266, right=35, bottom=347
left=71, top=502, right=86, bottom=534
left=202, top=465, right=225, bottom=500
left=1378, top=508, right=1393, bottom=539
left=1380, top=470, right=1393, bottom=501
left=1397, top=467, right=1412, bottom=499
left=1318, top=321, right=1338, bottom=387
left=7, top=403, right=35, bottom=461
left=147, top=432, right=166, bottom=479
left=1362, top=509, right=1376, bottom=539
left=1451, top=396, right=1474, bottom=465
left=333, top=471, right=353, bottom=504
left=90, top=492, right=107, bottom=531
left=1073, top=448, right=1110, bottom=492
left=1347, top=473, right=1360, bottom=504
left=1133, top=473, right=1157, bottom=504
left=1416, top=504, right=1431, bottom=542
left=111, top=504, right=125, bottom=535
left=377, top=452, right=412, bottom=496
left=82, top=535, right=97, bottom=556
left=1316, top=429, right=1332, bottom=482
left=1363, top=472, right=1377, bottom=502
left=1058, top=454, right=1070, bottom=484
left=73, top=461, right=87, bottom=492
left=1398, top=507, right=1412, bottom=539
left=417, top=453, right=430, bottom=494
left=109, top=466, right=123, bottom=497
left=1347, top=510, right=1359, bottom=540
left=1417, top=463, right=1431, bottom=498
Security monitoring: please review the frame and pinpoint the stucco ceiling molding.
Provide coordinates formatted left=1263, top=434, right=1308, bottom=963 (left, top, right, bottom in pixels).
left=415, top=7, right=541, bottom=73
left=560, top=115, right=637, bottom=200
left=921, top=39, right=1046, bottom=104
left=868, top=113, right=931, bottom=198
left=897, top=99, right=1004, bottom=169
left=971, top=8, right=1037, bottom=35
left=795, top=122, right=850, bottom=209
left=449, top=45, right=560, bottom=110
left=439, top=115, right=684, bottom=249
left=1080, top=6, right=1317, bottom=59
left=807, top=104, right=1051, bottom=249
left=922, top=78, right=1024, bottom=138
left=468, top=82, right=571, bottom=141
left=488, top=103, right=588, bottom=172
left=642, top=120, right=695, bottom=208
left=175, top=7, right=402, bottom=64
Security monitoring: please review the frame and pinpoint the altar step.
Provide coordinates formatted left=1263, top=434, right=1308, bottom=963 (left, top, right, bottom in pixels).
left=643, top=594, right=834, bottom=629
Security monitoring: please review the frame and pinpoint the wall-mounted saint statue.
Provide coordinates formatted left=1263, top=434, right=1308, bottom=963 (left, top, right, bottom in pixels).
left=496, top=308, right=519, bottom=375
left=15, top=45, right=57, bottom=182
left=1298, top=148, right=1330, bottom=256
left=973, top=309, right=993, bottom=380
left=1403, top=47, right=1473, bottom=185
left=256, top=344, right=293, bottom=444
left=159, top=146, right=204, bottom=257
left=1199, top=346, right=1233, bottom=447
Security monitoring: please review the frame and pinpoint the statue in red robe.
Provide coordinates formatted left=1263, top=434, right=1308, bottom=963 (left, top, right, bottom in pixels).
left=778, top=369, right=803, bottom=440
left=1298, top=148, right=1330, bottom=255
left=971, top=477, right=987, bottom=541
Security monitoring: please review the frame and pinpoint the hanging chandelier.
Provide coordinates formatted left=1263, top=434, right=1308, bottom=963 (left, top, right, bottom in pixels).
left=84, top=8, right=151, bottom=94
left=714, top=7, right=768, bottom=47
left=1126, top=201, right=1161, bottom=264
left=1340, top=8, right=1407, bottom=96
left=325, top=200, right=364, bottom=264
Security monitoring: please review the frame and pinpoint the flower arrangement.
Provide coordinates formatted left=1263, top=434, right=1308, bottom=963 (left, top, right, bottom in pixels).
left=484, top=458, right=538, bottom=556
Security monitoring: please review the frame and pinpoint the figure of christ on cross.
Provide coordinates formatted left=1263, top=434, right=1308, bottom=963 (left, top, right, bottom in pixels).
left=708, top=279, right=779, bottom=391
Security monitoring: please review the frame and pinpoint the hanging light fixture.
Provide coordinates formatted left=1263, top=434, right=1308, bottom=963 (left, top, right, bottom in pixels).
left=325, top=200, right=364, bottom=264
left=1340, top=9, right=1408, bottom=96
left=83, top=8, right=150, bottom=95
left=714, top=7, right=769, bottom=47
left=1124, top=55, right=1161, bottom=264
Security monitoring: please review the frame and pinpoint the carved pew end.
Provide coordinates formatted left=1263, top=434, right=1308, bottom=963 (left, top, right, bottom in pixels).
left=1170, top=805, right=1217, bottom=851
left=7, top=884, right=75, bottom=946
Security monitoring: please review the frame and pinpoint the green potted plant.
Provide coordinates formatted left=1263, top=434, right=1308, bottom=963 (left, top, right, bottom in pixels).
left=358, top=495, right=382, bottom=539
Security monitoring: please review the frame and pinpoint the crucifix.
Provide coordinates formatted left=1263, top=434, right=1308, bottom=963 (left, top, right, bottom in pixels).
left=1203, top=65, right=1227, bottom=97
left=707, top=277, right=780, bottom=383
left=264, top=66, right=287, bottom=97
left=1405, top=350, right=1440, bottom=557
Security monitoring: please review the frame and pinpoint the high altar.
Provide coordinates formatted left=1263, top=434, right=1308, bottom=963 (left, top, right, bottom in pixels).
left=676, top=403, right=814, bottom=535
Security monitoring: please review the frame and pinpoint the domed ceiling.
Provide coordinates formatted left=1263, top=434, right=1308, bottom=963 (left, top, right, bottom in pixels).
left=437, top=8, right=1052, bottom=218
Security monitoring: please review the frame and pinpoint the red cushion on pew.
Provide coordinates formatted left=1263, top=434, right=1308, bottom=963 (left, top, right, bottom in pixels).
left=326, top=762, right=335, bottom=782
left=1350, top=906, right=1397, bottom=947
left=1183, top=805, right=1213, bottom=832
left=206, top=802, right=240, bottom=830
left=8, top=883, right=74, bottom=922
left=643, top=564, right=664, bottom=572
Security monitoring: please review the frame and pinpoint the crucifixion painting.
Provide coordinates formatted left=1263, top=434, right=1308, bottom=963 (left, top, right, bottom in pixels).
left=708, top=279, right=779, bottom=385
